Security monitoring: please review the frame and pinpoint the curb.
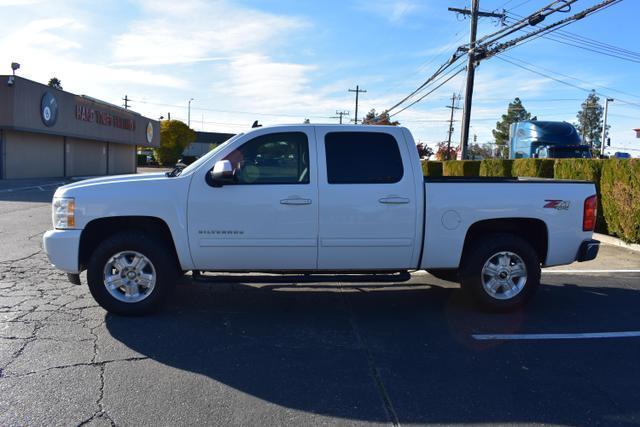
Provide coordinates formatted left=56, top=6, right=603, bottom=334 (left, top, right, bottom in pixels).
left=594, top=233, right=640, bottom=253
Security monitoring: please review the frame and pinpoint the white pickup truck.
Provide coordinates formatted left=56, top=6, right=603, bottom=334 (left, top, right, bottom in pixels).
left=43, top=124, right=599, bottom=314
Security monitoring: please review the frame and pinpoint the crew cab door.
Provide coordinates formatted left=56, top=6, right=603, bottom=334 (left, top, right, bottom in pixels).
left=187, top=128, right=318, bottom=270
left=315, top=128, right=419, bottom=270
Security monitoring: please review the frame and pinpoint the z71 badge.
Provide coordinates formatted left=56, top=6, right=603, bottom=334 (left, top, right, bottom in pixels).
left=544, top=200, right=570, bottom=210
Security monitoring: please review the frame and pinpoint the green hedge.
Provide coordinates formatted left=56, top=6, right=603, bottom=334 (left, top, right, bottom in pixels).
left=554, top=159, right=606, bottom=233
left=600, top=159, right=640, bottom=243
left=512, top=158, right=555, bottom=178
left=443, top=160, right=481, bottom=177
left=480, top=159, right=513, bottom=177
left=136, top=154, right=148, bottom=166
left=423, top=157, right=639, bottom=243
left=421, top=161, right=443, bottom=177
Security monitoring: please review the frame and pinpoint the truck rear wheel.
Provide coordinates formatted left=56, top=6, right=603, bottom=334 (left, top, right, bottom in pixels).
left=460, top=233, right=540, bottom=312
left=86, top=232, right=178, bottom=315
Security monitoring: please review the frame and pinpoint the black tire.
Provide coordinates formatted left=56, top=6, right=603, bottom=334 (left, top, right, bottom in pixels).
left=426, top=268, right=459, bottom=283
left=86, top=232, right=178, bottom=315
left=460, top=233, right=540, bottom=312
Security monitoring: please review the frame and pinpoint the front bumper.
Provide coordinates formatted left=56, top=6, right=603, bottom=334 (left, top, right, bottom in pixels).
left=42, top=229, right=82, bottom=273
left=576, top=239, right=600, bottom=262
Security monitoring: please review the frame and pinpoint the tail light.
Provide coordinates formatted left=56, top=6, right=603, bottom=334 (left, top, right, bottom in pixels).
left=583, top=195, right=597, bottom=231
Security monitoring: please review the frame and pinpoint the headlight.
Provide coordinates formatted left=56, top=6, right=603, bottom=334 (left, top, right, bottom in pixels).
left=52, top=197, right=76, bottom=229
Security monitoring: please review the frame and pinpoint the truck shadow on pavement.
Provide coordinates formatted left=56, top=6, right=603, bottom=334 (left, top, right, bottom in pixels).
left=105, top=275, right=640, bottom=425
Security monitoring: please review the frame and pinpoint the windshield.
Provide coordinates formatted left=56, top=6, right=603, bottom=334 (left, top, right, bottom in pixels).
left=178, top=133, right=244, bottom=175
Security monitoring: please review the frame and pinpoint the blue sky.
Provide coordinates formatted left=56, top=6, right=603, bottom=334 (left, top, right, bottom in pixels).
left=1, top=0, right=638, bottom=155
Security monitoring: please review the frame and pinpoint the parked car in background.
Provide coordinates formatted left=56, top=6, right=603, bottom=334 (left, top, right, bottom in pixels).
left=613, top=152, right=631, bottom=159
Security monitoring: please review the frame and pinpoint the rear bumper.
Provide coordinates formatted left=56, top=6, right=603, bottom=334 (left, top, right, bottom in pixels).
left=576, top=239, right=600, bottom=262
left=42, top=229, right=82, bottom=273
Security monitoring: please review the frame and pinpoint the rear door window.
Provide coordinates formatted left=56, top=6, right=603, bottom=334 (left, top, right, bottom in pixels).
left=325, top=132, right=403, bottom=184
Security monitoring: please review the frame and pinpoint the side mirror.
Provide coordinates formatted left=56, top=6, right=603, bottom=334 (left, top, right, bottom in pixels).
left=209, top=160, right=234, bottom=187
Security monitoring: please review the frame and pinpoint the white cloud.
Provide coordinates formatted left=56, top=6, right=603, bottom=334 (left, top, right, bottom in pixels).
left=355, top=0, right=422, bottom=24
left=388, top=0, right=420, bottom=23
left=112, top=0, right=307, bottom=66
left=0, top=0, right=43, bottom=5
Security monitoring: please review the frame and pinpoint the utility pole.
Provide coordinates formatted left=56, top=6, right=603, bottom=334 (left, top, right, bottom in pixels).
left=188, top=98, right=194, bottom=127
left=448, top=1, right=504, bottom=159
left=333, top=110, right=349, bottom=124
left=601, top=97, right=613, bottom=154
left=122, top=95, right=129, bottom=109
left=445, top=93, right=461, bottom=160
left=348, top=85, right=367, bottom=124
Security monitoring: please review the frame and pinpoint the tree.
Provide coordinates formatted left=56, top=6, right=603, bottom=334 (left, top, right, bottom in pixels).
left=492, top=97, right=532, bottom=158
left=154, top=120, right=196, bottom=165
left=467, top=143, right=495, bottom=159
left=361, top=109, right=400, bottom=126
left=435, top=141, right=457, bottom=161
left=47, top=77, right=62, bottom=90
left=416, top=143, right=434, bottom=159
left=575, top=90, right=604, bottom=149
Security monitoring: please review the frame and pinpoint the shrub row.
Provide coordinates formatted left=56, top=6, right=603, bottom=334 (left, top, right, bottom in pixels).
left=554, top=159, right=606, bottom=234
left=443, top=160, right=481, bottom=177
left=600, top=159, right=640, bottom=243
left=480, top=159, right=513, bottom=177
left=511, top=159, right=555, bottom=178
left=420, top=158, right=640, bottom=243
left=421, top=160, right=442, bottom=177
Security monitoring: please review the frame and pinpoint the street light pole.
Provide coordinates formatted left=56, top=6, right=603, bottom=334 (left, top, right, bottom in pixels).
left=602, top=98, right=613, bottom=155
left=188, top=98, right=194, bottom=127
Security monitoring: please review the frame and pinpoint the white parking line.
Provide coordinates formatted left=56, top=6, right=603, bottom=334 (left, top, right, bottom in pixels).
left=542, top=269, right=640, bottom=274
left=472, top=331, right=640, bottom=341
left=0, top=182, right=65, bottom=193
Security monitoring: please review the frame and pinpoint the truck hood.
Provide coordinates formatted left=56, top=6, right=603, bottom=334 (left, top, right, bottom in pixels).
left=55, top=172, right=168, bottom=195
left=51, top=171, right=191, bottom=231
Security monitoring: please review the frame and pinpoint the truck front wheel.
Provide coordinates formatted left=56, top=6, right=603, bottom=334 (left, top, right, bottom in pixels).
left=86, top=232, right=178, bottom=315
left=460, top=233, right=540, bottom=312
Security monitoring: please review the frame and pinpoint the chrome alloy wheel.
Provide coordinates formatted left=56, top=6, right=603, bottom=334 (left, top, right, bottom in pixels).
left=103, top=251, right=156, bottom=303
left=481, top=251, right=527, bottom=300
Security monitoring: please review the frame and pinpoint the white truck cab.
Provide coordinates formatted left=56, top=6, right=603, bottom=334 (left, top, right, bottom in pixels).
left=43, top=124, right=599, bottom=314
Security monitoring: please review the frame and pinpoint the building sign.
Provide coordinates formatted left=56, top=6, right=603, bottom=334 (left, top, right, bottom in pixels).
left=41, top=91, right=58, bottom=127
left=75, top=104, right=136, bottom=131
left=146, top=121, right=154, bottom=143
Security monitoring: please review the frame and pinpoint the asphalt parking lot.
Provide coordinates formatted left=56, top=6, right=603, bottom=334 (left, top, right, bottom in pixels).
left=1, top=178, right=640, bottom=426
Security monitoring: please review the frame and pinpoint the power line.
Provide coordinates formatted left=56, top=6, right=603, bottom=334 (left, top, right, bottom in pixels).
left=503, top=12, right=640, bottom=64
left=445, top=92, right=462, bottom=160
left=494, top=55, right=640, bottom=109
left=500, top=53, right=640, bottom=101
left=376, top=30, right=469, bottom=100
left=348, top=85, right=367, bottom=123
left=450, top=0, right=506, bottom=159
left=333, top=110, right=349, bottom=124
left=475, top=0, right=576, bottom=49
left=390, top=66, right=466, bottom=116
left=505, top=0, right=534, bottom=12
left=387, top=53, right=464, bottom=113
left=127, top=98, right=335, bottom=120
left=484, top=0, right=623, bottom=59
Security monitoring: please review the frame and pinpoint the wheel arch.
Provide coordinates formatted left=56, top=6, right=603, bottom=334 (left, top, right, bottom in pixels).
left=79, top=216, right=181, bottom=272
left=461, top=217, right=548, bottom=266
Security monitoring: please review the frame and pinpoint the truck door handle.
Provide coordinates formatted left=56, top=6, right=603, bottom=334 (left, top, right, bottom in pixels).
left=280, top=198, right=312, bottom=205
left=379, top=197, right=410, bottom=204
